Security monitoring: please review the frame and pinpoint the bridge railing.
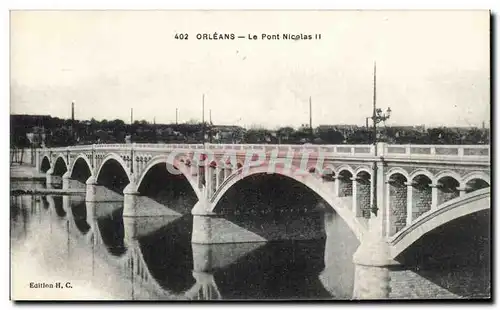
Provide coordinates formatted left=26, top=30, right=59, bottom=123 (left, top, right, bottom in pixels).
left=44, top=147, right=70, bottom=153
left=206, top=143, right=376, bottom=157
left=382, top=144, right=490, bottom=162
left=40, top=143, right=491, bottom=164
left=91, top=143, right=205, bottom=150
left=133, top=143, right=205, bottom=150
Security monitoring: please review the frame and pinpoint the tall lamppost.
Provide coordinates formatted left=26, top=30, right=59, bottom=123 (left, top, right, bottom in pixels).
left=369, top=62, right=391, bottom=216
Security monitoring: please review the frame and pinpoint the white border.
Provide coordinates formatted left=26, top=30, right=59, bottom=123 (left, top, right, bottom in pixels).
left=3, top=1, right=498, bottom=309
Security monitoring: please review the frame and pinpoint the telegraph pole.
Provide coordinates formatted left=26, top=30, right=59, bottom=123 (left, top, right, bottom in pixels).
left=176, top=108, right=178, bottom=124
left=372, top=63, right=378, bottom=155
left=71, top=101, right=75, bottom=142
left=130, top=108, right=134, bottom=144
left=209, top=109, right=213, bottom=143
left=202, top=94, right=205, bottom=144
left=309, top=96, right=313, bottom=142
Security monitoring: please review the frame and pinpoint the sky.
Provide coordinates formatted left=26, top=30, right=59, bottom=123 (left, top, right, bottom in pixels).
left=10, top=10, right=490, bottom=129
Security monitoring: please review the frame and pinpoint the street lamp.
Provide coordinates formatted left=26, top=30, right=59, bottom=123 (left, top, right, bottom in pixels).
left=368, top=63, right=391, bottom=217
left=372, top=107, right=392, bottom=143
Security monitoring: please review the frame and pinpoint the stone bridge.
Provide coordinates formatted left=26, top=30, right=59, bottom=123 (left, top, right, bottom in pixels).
left=35, top=142, right=491, bottom=299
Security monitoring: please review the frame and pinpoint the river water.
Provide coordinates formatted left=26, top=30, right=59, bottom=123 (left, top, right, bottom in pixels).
left=10, top=180, right=360, bottom=301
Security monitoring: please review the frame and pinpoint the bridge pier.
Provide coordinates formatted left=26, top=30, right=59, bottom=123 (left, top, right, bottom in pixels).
left=191, top=201, right=218, bottom=244
left=188, top=271, right=222, bottom=300
left=123, top=216, right=139, bottom=242
left=46, top=168, right=54, bottom=187
left=62, top=171, right=70, bottom=190
left=352, top=236, right=391, bottom=299
left=430, top=182, right=439, bottom=210
left=405, top=182, right=414, bottom=226
left=85, top=201, right=97, bottom=236
left=62, top=195, right=71, bottom=215
left=191, top=201, right=267, bottom=244
left=85, top=176, right=98, bottom=202
left=35, top=149, right=41, bottom=172
left=123, top=182, right=140, bottom=217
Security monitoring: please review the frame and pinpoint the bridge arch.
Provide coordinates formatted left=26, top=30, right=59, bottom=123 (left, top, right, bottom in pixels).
left=434, top=170, right=462, bottom=185
left=96, top=153, right=132, bottom=183
left=387, top=172, right=408, bottom=236
left=335, top=164, right=355, bottom=176
left=354, top=170, right=371, bottom=218
left=337, top=169, right=354, bottom=198
left=40, top=156, right=51, bottom=173
left=321, top=164, right=336, bottom=181
left=408, top=168, right=435, bottom=184
left=95, top=153, right=132, bottom=195
left=387, top=167, right=410, bottom=181
left=462, top=172, right=490, bottom=190
left=69, top=154, right=93, bottom=180
left=435, top=175, right=461, bottom=206
left=354, top=166, right=372, bottom=178
left=210, top=165, right=366, bottom=240
left=53, top=155, right=68, bottom=176
left=409, top=174, right=433, bottom=221
left=389, top=187, right=490, bottom=258
left=135, top=155, right=202, bottom=202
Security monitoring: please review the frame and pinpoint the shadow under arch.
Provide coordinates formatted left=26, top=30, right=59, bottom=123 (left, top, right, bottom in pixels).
left=41, top=156, right=51, bottom=173
left=52, top=196, right=66, bottom=218
left=207, top=171, right=362, bottom=299
left=137, top=162, right=198, bottom=215
left=211, top=166, right=366, bottom=240
left=53, top=156, right=68, bottom=177
left=69, top=199, right=91, bottom=235
left=393, top=209, right=490, bottom=298
left=96, top=158, right=130, bottom=195
left=212, top=239, right=332, bottom=300
left=136, top=215, right=196, bottom=294
left=70, top=156, right=93, bottom=184
left=96, top=207, right=127, bottom=257
left=212, top=171, right=335, bottom=242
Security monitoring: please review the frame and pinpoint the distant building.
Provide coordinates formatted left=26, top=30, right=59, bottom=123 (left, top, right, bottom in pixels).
left=212, top=125, right=246, bottom=144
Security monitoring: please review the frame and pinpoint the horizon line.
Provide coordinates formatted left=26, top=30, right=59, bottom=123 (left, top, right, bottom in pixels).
left=10, top=113, right=490, bottom=130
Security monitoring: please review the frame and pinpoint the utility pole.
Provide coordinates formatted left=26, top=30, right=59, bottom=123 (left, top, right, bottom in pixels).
left=209, top=109, right=213, bottom=143
left=309, top=96, right=313, bottom=142
left=71, top=101, right=75, bottom=143
left=176, top=108, right=178, bottom=124
left=373, top=63, right=377, bottom=153
left=202, top=94, right=205, bottom=144
left=130, top=108, right=134, bottom=144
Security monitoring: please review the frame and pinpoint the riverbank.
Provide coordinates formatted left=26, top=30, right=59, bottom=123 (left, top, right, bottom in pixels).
left=10, top=164, right=46, bottom=181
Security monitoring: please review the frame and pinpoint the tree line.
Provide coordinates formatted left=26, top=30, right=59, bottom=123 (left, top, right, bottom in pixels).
left=10, top=115, right=490, bottom=148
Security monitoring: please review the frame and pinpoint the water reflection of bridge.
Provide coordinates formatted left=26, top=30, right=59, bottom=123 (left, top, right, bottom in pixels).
left=12, top=194, right=352, bottom=300
left=11, top=171, right=491, bottom=300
